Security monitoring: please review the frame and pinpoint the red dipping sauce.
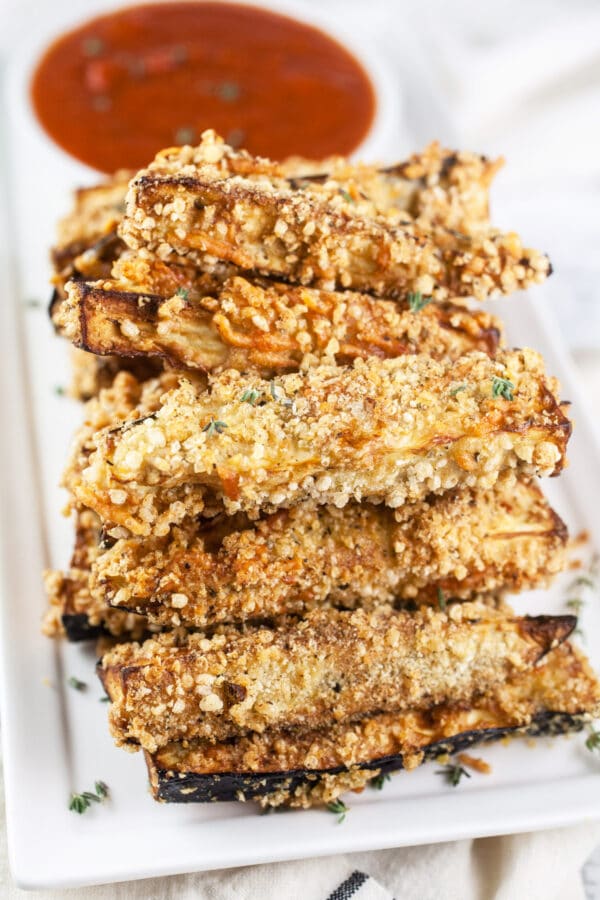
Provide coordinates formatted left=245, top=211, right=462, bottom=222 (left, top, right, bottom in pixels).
left=31, top=2, right=376, bottom=173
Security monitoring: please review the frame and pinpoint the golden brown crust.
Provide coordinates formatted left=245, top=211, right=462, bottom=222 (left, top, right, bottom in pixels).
left=64, top=349, right=571, bottom=537
left=99, top=603, right=575, bottom=751
left=55, top=275, right=502, bottom=376
left=42, top=508, right=149, bottom=640
left=120, top=131, right=550, bottom=301
left=146, top=642, right=600, bottom=807
left=93, top=475, right=567, bottom=628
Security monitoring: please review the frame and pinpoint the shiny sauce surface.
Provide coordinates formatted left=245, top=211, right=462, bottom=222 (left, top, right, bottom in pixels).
left=31, top=2, right=376, bottom=173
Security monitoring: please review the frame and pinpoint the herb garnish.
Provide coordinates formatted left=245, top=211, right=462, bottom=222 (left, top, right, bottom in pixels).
left=240, top=388, right=261, bottom=405
left=54, top=385, right=66, bottom=396
left=25, top=297, right=42, bottom=309
left=99, top=695, right=110, bottom=703
left=176, top=287, right=190, bottom=300
left=202, top=418, right=228, bottom=436
left=82, top=37, right=104, bottom=57
left=437, top=587, right=447, bottom=612
left=339, top=189, right=355, bottom=204
left=69, top=781, right=109, bottom=814
left=491, top=376, right=515, bottom=401
left=68, top=676, right=87, bottom=691
left=585, top=727, right=600, bottom=753
left=175, top=126, right=196, bottom=145
left=435, top=762, right=471, bottom=787
left=94, top=780, right=109, bottom=798
left=216, top=81, right=240, bottom=102
left=327, top=799, right=349, bottom=823
left=370, top=773, right=391, bottom=790
left=564, top=553, right=599, bottom=641
left=450, top=384, right=466, bottom=397
left=407, top=291, right=432, bottom=313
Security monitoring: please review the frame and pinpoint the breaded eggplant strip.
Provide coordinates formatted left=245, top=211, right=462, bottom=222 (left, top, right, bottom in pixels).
left=43, top=508, right=149, bottom=642
left=56, top=276, right=502, bottom=375
left=99, top=603, right=575, bottom=751
left=93, top=476, right=567, bottom=629
left=121, top=132, right=550, bottom=301
left=146, top=643, right=600, bottom=807
left=65, top=349, right=571, bottom=537
left=51, top=171, right=131, bottom=295
left=67, top=347, right=163, bottom=403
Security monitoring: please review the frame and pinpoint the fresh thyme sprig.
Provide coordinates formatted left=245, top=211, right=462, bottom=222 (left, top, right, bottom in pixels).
left=491, top=376, right=515, bottom=401
left=69, top=781, right=109, bottom=814
left=240, top=388, right=261, bottom=405
left=370, top=773, right=391, bottom=790
left=68, top=676, right=87, bottom=691
left=435, top=762, right=471, bottom=787
left=202, top=418, right=228, bottom=436
left=564, top=553, right=599, bottom=641
left=407, top=291, right=432, bottom=313
left=327, top=799, right=349, bottom=823
left=176, top=287, right=190, bottom=300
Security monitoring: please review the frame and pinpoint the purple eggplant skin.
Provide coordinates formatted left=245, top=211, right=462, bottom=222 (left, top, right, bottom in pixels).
left=62, top=613, right=104, bottom=642
left=147, top=711, right=588, bottom=804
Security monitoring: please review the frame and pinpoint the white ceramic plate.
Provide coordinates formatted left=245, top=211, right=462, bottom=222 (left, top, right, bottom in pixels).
left=1, top=1, right=600, bottom=890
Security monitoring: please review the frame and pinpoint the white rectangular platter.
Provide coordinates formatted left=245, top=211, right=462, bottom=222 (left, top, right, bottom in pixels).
left=1, top=3, right=600, bottom=890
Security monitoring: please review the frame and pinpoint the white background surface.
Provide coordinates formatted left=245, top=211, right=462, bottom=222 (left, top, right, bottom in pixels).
left=0, top=0, right=600, bottom=895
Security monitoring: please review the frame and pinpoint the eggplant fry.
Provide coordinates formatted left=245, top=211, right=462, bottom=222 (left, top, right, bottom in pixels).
left=55, top=275, right=502, bottom=375
left=43, top=508, right=150, bottom=642
left=93, top=476, right=567, bottom=629
left=99, top=602, right=575, bottom=751
left=146, top=642, right=600, bottom=808
left=65, top=349, right=571, bottom=537
left=121, top=131, right=550, bottom=301
left=51, top=171, right=131, bottom=295
left=67, top=347, right=163, bottom=403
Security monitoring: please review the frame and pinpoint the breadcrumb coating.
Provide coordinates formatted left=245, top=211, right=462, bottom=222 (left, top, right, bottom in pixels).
left=93, top=475, right=567, bottom=628
left=146, top=642, right=600, bottom=807
left=120, top=131, right=550, bottom=301
left=65, top=349, right=570, bottom=536
left=56, top=275, right=502, bottom=375
left=99, top=602, right=575, bottom=751
left=43, top=508, right=150, bottom=641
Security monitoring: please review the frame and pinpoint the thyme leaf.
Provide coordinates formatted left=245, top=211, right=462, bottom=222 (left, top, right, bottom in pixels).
left=491, top=376, right=515, bottom=401
left=450, top=384, right=467, bottom=397
left=585, top=727, right=600, bottom=753
left=68, top=676, right=87, bottom=691
left=69, top=781, right=109, bottom=814
left=202, top=418, right=228, bottom=436
left=339, top=189, right=355, bottom=204
left=435, top=763, right=471, bottom=787
left=437, top=588, right=447, bottom=612
left=240, top=388, right=261, bottom=405
left=176, top=287, right=190, bottom=300
left=370, top=773, right=391, bottom=790
left=407, top=291, right=432, bottom=313
left=326, top=799, right=349, bottom=823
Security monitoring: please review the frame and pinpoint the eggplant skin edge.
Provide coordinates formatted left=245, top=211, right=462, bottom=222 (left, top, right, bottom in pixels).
left=147, top=711, right=588, bottom=804
left=62, top=613, right=104, bottom=642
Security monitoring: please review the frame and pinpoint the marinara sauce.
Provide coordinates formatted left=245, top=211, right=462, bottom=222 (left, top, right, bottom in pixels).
left=31, top=2, right=376, bottom=173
